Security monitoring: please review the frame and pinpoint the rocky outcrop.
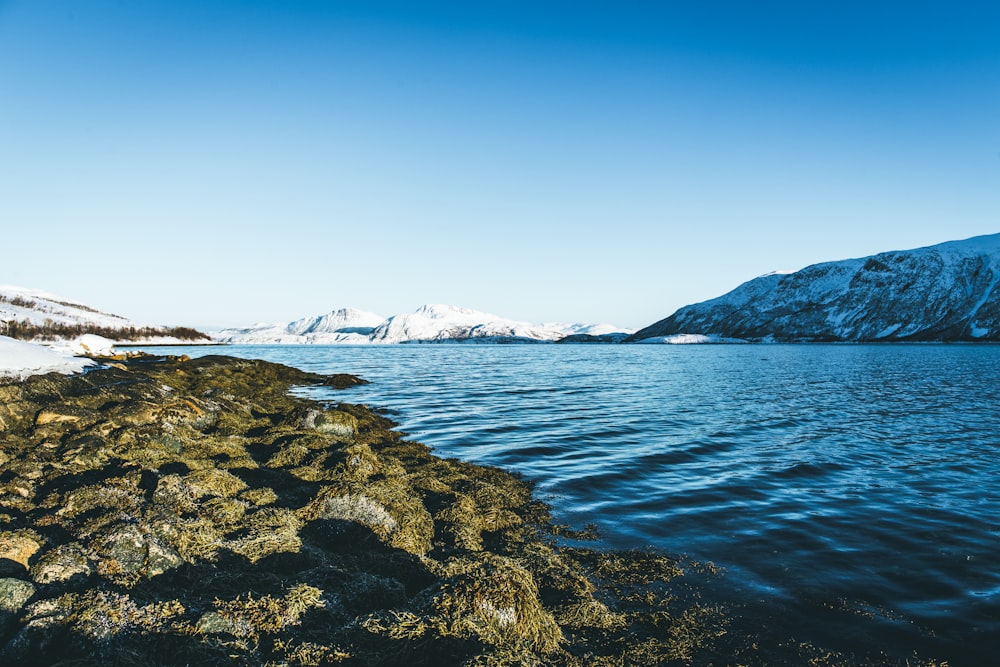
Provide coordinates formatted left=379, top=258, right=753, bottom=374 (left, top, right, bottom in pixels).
left=0, top=354, right=722, bottom=665
left=630, top=234, right=1000, bottom=342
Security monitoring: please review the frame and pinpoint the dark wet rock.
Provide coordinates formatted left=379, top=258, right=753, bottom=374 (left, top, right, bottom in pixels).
left=1, top=597, right=69, bottom=661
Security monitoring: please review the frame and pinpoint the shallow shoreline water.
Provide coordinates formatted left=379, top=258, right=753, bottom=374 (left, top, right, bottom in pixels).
left=130, top=343, right=1000, bottom=665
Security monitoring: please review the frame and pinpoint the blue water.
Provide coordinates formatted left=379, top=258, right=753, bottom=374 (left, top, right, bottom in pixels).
left=136, top=343, right=1000, bottom=663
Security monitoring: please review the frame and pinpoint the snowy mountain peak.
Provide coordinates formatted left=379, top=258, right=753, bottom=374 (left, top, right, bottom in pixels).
left=216, top=307, right=384, bottom=344
left=630, top=233, right=1000, bottom=343
left=368, top=305, right=530, bottom=343
left=410, top=304, right=495, bottom=319
left=285, top=308, right=385, bottom=336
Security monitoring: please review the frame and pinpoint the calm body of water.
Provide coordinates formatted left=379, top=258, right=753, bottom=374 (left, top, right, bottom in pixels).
left=137, top=343, right=1000, bottom=664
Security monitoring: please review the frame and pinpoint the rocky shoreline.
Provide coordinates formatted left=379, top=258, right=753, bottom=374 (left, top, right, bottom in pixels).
left=0, top=354, right=732, bottom=666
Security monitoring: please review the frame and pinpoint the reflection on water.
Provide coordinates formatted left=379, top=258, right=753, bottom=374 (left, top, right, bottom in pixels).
left=137, top=343, right=1000, bottom=664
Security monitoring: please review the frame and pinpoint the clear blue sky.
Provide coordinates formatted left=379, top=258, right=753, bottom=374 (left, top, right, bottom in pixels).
left=2, top=1, right=998, bottom=329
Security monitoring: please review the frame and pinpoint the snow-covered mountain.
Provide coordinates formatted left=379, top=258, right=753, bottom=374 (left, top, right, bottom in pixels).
left=217, top=304, right=634, bottom=344
left=629, top=233, right=1000, bottom=343
left=369, top=304, right=565, bottom=343
left=216, top=308, right=385, bottom=344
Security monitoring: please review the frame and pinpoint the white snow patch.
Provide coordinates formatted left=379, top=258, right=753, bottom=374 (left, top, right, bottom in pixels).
left=67, top=334, right=115, bottom=356
left=875, top=323, right=903, bottom=338
left=0, top=336, right=94, bottom=379
left=543, top=321, right=636, bottom=336
left=970, top=323, right=990, bottom=338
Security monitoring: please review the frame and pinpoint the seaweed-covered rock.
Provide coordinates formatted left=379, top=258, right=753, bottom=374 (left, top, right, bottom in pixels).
left=300, top=408, right=358, bottom=440
left=301, top=480, right=435, bottom=556
left=91, top=523, right=183, bottom=584
left=420, top=554, right=564, bottom=653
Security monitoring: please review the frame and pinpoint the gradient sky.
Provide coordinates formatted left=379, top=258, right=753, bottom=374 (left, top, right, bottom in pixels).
left=2, top=1, right=998, bottom=329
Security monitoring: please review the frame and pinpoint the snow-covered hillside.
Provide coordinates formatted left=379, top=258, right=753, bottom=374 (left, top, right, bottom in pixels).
left=629, top=234, right=1000, bottom=342
left=0, top=285, right=209, bottom=344
left=1, top=285, right=135, bottom=329
left=217, top=304, right=634, bottom=344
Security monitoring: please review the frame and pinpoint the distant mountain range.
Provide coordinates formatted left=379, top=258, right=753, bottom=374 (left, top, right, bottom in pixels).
left=215, top=308, right=386, bottom=344
left=216, top=304, right=633, bottom=344
left=12, top=232, right=998, bottom=348
left=630, top=233, right=1000, bottom=343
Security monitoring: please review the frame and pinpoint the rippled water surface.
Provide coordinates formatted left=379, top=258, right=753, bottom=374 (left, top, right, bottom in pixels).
left=141, top=343, right=1000, bottom=663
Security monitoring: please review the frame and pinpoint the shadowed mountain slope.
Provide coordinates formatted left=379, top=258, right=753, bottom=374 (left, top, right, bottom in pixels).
left=630, top=234, right=1000, bottom=342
